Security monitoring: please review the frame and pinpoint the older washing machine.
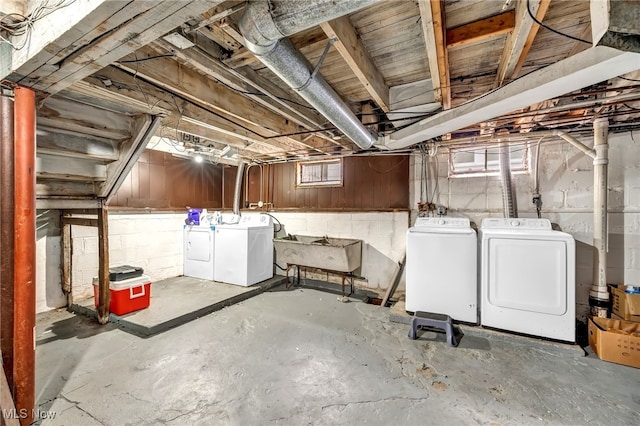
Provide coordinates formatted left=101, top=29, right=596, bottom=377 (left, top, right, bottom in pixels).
left=214, top=214, right=274, bottom=286
left=479, top=218, right=575, bottom=342
left=406, top=217, right=478, bottom=323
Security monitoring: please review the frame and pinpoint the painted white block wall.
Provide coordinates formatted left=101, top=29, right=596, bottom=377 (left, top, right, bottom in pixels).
left=268, top=212, right=408, bottom=293
left=411, top=130, right=640, bottom=320
left=70, top=213, right=185, bottom=301
left=36, top=210, right=66, bottom=312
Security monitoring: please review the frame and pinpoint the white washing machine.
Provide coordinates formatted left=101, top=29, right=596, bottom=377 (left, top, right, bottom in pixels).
left=183, top=224, right=216, bottom=280
left=214, top=214, right=274, bottom=286
left=406, top=217, right=478, bottom=323
left=479, top=218, right=575, bottom=342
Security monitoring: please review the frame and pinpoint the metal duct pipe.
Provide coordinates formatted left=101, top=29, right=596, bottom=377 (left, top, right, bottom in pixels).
left=591, top=118, right=609, bottom=307
left=233, top=162, right=245, bottom=216
left=239, top=0, right=379, bottom=150
left=499, top=142, right=517, bottom=218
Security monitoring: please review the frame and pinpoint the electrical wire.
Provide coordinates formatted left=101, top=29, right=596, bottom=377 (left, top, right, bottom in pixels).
left=526, top=0, right=591, bottom=45
left=263, top=212, right=282, bottom=233
left=618, top=76, right=640, bottom=83
left=116, top=54, right=176, bottom=64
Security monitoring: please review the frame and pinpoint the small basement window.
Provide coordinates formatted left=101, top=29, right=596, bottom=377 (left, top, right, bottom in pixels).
left=296, top=159, right=343, bottom=187
left=449, top=145, right=530, bottom=177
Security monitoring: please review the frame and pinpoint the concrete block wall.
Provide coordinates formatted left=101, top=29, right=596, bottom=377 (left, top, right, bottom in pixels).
left=70, top=213, right=185, bottom=301
left=268, top=212, right=409, bottom=294
left=411, top=130, right=640, bottom=320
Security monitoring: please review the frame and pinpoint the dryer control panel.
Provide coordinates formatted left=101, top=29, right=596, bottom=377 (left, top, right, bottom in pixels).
left=481, top=218, right=551, bottom=230
left=415, top=217, right=471, bottom=228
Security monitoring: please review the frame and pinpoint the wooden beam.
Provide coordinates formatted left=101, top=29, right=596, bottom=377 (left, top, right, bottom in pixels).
left=447, top=9, right=516, bottom=48
left=62, top=217, right=98, bottom=227
left=99, top=115, right=162, bottom=201
left=0, top=0, right=24, bottom=16
left=30, top=1, right=224, bottom=95
left=495, top=0, right=551, bottom=87
left=36, top=198, right=101, bottom=209
left=187, top=3, right=245, bottom=33
left=61, top=217, right=72, bottom=305
left=1, top=0, right=114, bottom=81
left=37, top=153, right=107, bottom=182
left=418, top=0, right=451, bottom=110
left=97, top=203, right=110, bottom=325
left=321, top=16, right=390, bottom=113
left=148, top=41, right=330, bottom=146
left=512, top=0, right=552, bottom=80
left=114, top=49, right=326, bottom=153
left=36, top=126, right=119, bottom=162
left=75, top=69, right=290, bottom=157
left=152, top=40, right=340, bottom=146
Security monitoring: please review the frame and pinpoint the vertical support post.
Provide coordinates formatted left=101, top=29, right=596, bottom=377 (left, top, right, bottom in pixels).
left=0, top=93, right=15, bottom=393
left=13, top=86, right=36, bottom=426
left=61, top=212, right=72, bottom=307
left=97, top=202, right=110, bottom=324
left=592, top=118, right=609, bottom=298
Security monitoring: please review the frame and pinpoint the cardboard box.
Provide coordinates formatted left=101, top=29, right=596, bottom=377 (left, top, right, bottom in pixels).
left=588, top=317, right=640, bottom=368
left=610, top=285, right=640, bottom=323
left=93, top=275, right=152, bottom=316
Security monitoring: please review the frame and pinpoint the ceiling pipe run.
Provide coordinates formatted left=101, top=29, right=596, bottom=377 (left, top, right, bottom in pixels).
left=239, top=0, right=380, bottom=150
left=384, top=46, right=640, bottom=149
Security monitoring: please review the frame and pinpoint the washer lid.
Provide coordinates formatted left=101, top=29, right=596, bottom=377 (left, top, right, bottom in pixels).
left=481, top=218, right=551, bottom=230
left=414, top=217, right=471, bottom=228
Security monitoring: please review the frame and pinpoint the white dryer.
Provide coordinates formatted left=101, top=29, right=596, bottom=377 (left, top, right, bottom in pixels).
left=214, top=214, right=274, bottom=286
left=406, top=217, right=478, bottom=323
left=479, top=218, right=575, bottom=342
left=183, top=224, right=215, bottom=280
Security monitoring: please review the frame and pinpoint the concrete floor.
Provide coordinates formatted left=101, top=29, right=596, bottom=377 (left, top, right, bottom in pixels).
left=36, top=286, right=639, bottom=425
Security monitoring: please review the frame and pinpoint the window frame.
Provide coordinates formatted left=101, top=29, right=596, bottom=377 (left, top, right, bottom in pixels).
left=448, top=145, right=530, bottom=178
left=295, top=158, right=344, bottom=188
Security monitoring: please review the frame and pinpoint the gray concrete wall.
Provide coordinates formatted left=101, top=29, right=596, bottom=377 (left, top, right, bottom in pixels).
left=410, top=130, right=640, bottom=320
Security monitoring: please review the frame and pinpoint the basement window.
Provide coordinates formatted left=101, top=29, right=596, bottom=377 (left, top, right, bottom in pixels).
left=296, top=159, right=343, bottom=187
left=448, top=146, right=530, bottom=177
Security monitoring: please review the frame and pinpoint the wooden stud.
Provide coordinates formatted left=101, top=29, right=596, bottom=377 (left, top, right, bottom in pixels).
left=418, top=0, right=451, bottom=109
left=512, top=0, right=552, bottom=79
left=97, top=204, right=110, bottom=325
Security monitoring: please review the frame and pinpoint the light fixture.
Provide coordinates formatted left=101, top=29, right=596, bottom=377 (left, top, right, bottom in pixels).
left=219, top=145, right=231, bottom=157
left=194, top=155, right=203, bottom=163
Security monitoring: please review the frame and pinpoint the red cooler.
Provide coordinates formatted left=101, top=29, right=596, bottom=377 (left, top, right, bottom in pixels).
left=93, top=275, right=152, bottom=315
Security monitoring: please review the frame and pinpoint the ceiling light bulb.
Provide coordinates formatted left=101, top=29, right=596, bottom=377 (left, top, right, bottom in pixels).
left=194, top=155, right=203, bottom=163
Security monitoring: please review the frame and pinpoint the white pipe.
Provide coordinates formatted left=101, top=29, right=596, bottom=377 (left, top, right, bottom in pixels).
left=233, top=162, right=245, bottom=216
left=592, top=118, right=609, bottom=296
left=552, top=130, right=596, bottom=159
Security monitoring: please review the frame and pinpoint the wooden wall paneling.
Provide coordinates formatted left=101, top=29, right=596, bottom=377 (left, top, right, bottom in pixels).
left=149, top=163, right=166, bottom=202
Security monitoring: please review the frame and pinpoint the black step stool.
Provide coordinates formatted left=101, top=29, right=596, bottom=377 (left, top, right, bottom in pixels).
left=408, top=311, right=458, bottom=347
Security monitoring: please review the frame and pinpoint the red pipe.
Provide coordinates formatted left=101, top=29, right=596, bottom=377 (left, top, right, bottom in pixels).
left=13, top=87, right=36, bottom=426
left=0, top=95, right=15, bottom=392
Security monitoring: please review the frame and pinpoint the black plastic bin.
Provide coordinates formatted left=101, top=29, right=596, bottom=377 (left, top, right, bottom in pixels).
left=109, top=265, right=144, bottom=281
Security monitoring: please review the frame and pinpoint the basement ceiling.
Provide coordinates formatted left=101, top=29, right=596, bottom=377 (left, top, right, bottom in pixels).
left=1, top=0, right=640, bottom=204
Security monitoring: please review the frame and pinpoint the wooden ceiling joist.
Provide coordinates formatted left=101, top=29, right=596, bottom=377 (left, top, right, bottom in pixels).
left=418, top=0, right=451, bottom=110
left=320, top=16, right=390, bottom=113
left=495, top=0, right=552, bottom=88
left=114, top=49, right=327, bottom=155
left=446, top=9, right=516, bottom=49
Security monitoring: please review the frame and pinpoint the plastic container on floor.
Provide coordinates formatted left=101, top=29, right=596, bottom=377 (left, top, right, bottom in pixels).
left=93, top=275, right=152, bottom=316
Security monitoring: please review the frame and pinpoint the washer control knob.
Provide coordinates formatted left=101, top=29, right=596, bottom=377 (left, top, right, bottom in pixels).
left=438, top=219, right=445, bottom=225
left=510, top=220, right=520, bottom=227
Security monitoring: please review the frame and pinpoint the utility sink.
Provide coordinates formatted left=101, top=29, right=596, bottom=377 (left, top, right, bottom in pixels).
left=273, top=235, right=362, bottom=272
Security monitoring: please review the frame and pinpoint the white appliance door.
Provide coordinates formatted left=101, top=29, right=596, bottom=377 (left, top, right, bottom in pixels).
left=488, top=238, right=567, bottom=315
left=406, top=230, right=477, bottom=323
left=185, top=228, right=211, bottom=262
